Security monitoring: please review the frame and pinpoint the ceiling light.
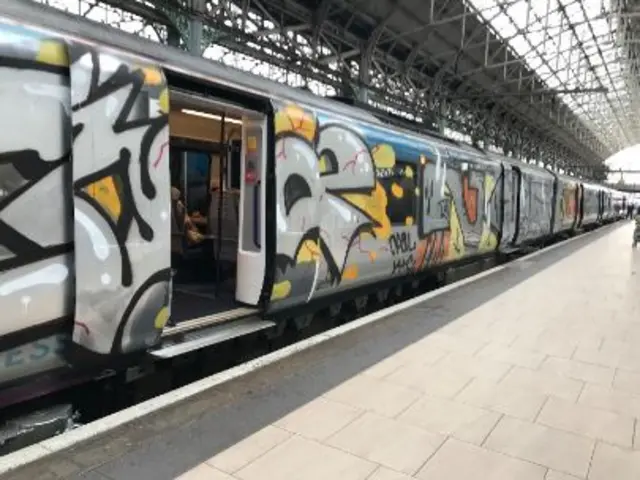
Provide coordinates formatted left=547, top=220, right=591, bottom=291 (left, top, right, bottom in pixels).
left=181, top=108, right=243, bottom=125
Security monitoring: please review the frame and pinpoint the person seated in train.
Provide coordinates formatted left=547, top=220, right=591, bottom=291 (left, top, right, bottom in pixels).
left=171, top=187, right=204, bottom=246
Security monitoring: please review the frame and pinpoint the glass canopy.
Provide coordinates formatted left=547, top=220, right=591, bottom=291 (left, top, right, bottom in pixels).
left=466, top=0, right=639, bottom=154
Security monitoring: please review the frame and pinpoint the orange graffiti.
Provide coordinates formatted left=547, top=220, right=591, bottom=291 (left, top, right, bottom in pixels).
left=462, top=175, right=478, bottom=223
left=564, top=187, right=576, bottom=219
left=413, top=230, right=450, bottom=272
left=414, top=239, right=428, bottom=272
left=342, top=264, right=359, bottom=281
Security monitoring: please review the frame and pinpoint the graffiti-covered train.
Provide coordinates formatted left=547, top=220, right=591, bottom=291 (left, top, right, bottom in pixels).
left=0, top=1, right=623, bottom=404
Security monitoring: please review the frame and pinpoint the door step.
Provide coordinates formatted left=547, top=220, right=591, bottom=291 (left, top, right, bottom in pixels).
left=151, top=317, right=275, bottom=359
left=162, top=307, right=258, bottom=338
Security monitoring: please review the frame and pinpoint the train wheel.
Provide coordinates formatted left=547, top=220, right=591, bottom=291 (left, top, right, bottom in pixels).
left=352, top=296, right=368, bottom=315
left=376, top=289, right=389, bottom=306
left=293, top=313, right=313, bottom=331
left=407, top=280, right=421, bottom=298
left=390, top=284, right=403, bottom=304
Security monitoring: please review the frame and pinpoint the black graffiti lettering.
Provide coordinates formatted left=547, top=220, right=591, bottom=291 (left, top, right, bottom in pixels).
left=70, top=45, right=169, bottom=289
left=392, top=255, right=414, bottom=275
left=389, top=231, right=416, bottom=256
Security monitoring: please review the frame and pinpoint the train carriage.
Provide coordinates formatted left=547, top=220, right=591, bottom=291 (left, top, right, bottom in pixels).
left=268, top=103, right=506, bottom=312
left=612, top=190, right=627, bottom=219
left=504, top=159, right=556, bottom=245
left=580, top=182, right=602, bottom=227
left=0, top=0, right=625, bottom=411
left=600, top=187, right=616, bottom=223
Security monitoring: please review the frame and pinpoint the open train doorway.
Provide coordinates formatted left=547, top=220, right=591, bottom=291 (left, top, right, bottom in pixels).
left=167, top=90, right=267, bottom=325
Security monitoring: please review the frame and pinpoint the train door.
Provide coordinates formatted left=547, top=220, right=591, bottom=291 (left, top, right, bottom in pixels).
left=568, top=182, right=579, bottom=230
left=597, top=190, right=603, bottom=222
left=68, top=47, right=173, bottom=355
left=499, top=162, right=519, bottom=248
left=511, top=165, right=523, bottom=245
left=167, top=90, right=267, bottom=322
left=577, top=184, right=585, bottom=229
left=235, top=115, right=268, bottom=305
left=549, top=175, right=559, bottom=235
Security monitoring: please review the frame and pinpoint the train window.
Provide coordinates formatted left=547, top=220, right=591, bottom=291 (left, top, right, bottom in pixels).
left=185, top=151, right=211, bottom=214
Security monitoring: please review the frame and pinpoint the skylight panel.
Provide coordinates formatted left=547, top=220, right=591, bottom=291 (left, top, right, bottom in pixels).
left=466, top=0, right=637, bottom=153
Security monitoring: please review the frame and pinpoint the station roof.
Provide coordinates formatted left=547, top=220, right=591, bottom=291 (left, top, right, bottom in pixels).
left=42, top=0, right=640, bottom=173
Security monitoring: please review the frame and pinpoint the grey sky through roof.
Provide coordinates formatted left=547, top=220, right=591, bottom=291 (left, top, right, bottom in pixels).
left=467, top=0, right=638, bottom=155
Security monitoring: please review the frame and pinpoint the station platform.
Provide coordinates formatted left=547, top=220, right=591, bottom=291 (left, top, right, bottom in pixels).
left=4, top=221, right=640, bottom=480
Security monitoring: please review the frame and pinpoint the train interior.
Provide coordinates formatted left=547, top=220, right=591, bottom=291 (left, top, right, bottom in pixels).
left=168, top=92, right=255, bottom=324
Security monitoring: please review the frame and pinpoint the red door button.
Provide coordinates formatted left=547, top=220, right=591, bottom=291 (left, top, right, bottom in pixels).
left=245, top=170, right=257, bottom=184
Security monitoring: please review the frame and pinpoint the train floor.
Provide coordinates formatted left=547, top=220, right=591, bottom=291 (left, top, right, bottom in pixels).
left=171, top=282, right=238, bottom=324
left=6, top=221, right=640, bottom=480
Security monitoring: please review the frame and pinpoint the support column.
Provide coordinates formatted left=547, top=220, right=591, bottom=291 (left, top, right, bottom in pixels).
left=358, top=51, right=370, bottom=103
left=437, top=102, right=446, bottom=135
left=188, top=0, right=206, bottom=55
left=340, top=68, right=356, bottom=99
left=502, top=143, right=510, bottom=157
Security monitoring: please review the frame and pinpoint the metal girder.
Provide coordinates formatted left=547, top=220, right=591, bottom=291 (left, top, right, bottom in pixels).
left=37, top=0, right=636, bottom=180
left=296, top=0, right=610, bottom=165
left=312, top=0, right=333, bottom=50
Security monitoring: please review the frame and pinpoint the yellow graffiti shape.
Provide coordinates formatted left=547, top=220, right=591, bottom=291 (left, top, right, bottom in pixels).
left=36, top=39, right=69, bottom=67
left=342, top=182, right=392, bottom=240
left=478, top=175, right=499, bottom=252
left=158, top=88, right=170, bottom=114
left=296, top=239, right=321, bottom=264
left=342, top=264, right=359, bottom=281
left=371, top=144, right=396, bottom=168
left=404, top=166, right=414, bottom=178
left=274, top=104, right=316, bottom=143
left=445, top=186, right=465, bottom=260
left=271, top=280, right=292, bottom=300
left=405, top=216, right=414, bottom=226
left=478, top=229, right=498, bottom=252
left=391, top=183, right=404, bottom=199
left=318, top=154, right=329, bottom=174
left=86, top=176, right=121, bottom=221
left=154, top=306, right=170, bottom=330
left=140, top=66, right=164, bottom=86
